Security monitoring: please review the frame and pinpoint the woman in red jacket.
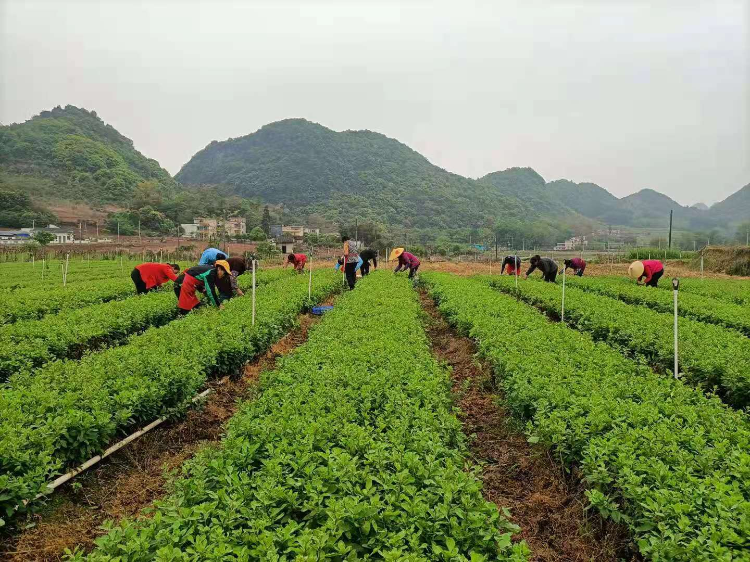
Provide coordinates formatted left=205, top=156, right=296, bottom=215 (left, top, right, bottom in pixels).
left=131, top=262, right=180, bottom=295
left=629, top=260, right=664, bottom=287
left=285, top=253, right=307, bottom=273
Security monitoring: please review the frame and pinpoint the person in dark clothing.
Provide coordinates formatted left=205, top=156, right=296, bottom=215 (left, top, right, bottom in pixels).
left=359, top=248, right=378, bottom=276
left=131, top=263, right=180, bottom=294
left=525, top=255, right=558, bottom=282
left=563, top=258, right=586, bottom=277
left=500, top=255, right=521, bottom=276
left=216, top=257, right=248, bottom=301
left=175, top=261, right=230, bottom=314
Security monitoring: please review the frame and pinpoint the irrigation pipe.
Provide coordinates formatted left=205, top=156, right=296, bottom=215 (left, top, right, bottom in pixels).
left=32, top=388, right=214, bottom=502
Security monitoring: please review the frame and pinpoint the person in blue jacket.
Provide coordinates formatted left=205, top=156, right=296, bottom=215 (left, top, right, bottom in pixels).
left=199, top=247, right=228, bottom=265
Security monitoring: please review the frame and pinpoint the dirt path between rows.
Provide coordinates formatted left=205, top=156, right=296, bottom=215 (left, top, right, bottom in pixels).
left=418, top=291, right=636, bottom=562
left=0, top=309, right=328, bottom=562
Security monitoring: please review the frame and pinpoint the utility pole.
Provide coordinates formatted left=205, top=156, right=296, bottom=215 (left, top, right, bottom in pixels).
left=668, top=210, right=673, bottom=249
left=117, top=221, right=120, bottom=244
left=355, top=218, right=358, bottom=244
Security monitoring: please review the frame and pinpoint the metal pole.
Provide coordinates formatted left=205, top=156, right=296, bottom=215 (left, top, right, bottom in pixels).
left=308, top=256, right=312, bottom=300
left=251, top=260, right=256, bottom=326
left=700, top=255, right=704, bottom=278
left=561, top=267, right=566, bottom=322
left=672, top=278, right=679, bottom=379
left=668, top=209, right=673, bottom=249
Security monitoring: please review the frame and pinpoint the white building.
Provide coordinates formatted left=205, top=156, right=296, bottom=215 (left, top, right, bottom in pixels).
left=20, top=225, right=75, bottom=244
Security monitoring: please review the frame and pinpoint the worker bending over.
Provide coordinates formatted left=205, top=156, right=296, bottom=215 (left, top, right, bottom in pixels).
left=285, top=253, right=307, bottom=273
left=525, top=255, right=558, bottom=282
left=563, top=257, right=587, bottom=277
left=359, top=248, right=378, bottom=276
left=629, top=260, right=664, bottom=287
left=131, top=262, right=180, bottom=295
left=174, top=260, right=230, bottom=314
left=392, top=248, right=421, bottom=279
left=199, top=247, right=228, bottom=265
left=500, top=255, right=521, bottom=275
left=217, top=257, right=248, bottom=301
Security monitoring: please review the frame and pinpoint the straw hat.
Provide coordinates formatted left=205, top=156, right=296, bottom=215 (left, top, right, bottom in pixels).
left=628, top=261, right=644, bottom=279
left=214, top=259, right=232, bottom=275
left=389, top=248, right=404, bottom=261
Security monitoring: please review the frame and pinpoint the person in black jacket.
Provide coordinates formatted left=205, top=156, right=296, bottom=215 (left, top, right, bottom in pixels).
left=359, top=248, right=378, bottom=276
left=500, top=255, right=521, bottom=276
left=525, top=255, right=558, bottom=282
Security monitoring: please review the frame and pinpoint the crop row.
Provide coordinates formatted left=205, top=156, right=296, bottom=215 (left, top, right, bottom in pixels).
left=564, top=275, right=750, bottom=336
left=74, top=272, right=528, bottom=561
left=0, top=262, right=145, bottom=291
left=0, top=269, right=291, bottom=382
left=421, top=272, right=750, bottom=560
left=0, top=278, right=139, bottom=324
left=487, top=276, right=750, bottom=409
left=0, top=270, right=341, bottom=526
left=651, top=276, right=750, bottom=306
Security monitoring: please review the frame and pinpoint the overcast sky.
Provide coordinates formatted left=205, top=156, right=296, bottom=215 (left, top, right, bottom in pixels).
left=1, top=0, right=748, bottom=205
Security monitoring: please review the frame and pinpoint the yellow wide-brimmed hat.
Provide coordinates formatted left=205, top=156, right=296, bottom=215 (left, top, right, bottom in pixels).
left=628, top=261, right=644, bottom=279
left=215, top=259, right=232, bottom=275
left=389, top=248, right=404, bottom=261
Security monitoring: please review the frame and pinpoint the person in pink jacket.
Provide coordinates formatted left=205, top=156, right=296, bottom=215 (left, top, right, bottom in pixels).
left=629, top=259, right=664, bottom=287
left=394, top=251, right=421, bottom=279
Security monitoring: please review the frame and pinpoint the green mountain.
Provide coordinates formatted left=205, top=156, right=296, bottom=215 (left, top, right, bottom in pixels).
left=479, top=168, right=566, bottom=215
left=176, top=118, right=538, bottom=232
left=0, top=105, right=177, bottom=204
left=707, top=183, right=750, bottom=223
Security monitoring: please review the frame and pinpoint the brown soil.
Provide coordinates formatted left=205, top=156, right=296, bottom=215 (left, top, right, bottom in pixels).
left=418, top=291, right=636, bottom=561
left=0, top=310, right=326, bottom=562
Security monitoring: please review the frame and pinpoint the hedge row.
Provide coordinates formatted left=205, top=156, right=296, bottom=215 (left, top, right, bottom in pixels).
left=487, top=275, right=750, bottom=409
left=75, top=273, right=528, bottom=561
left=0, top=269, right=290, bottom=381
left=0, top=270, right=340, bottom=526
left=565, top=275, right=750, bottom=336
left=422, top=272, right=750, bottom=560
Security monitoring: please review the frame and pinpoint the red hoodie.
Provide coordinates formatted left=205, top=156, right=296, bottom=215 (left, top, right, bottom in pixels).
left=641, top=260, right=664, bottom=284
left=135, top=263, right=177, bottom=289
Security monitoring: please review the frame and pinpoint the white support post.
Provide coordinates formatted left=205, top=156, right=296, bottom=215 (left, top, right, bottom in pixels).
left=42, top=258, right=45, bottom=280
left=515, top=258, right=519, bottom=288
left=672, top=278, right=680, bottom=379
left=700, top=255, right=704, bottom=278
left=63, top=253, right=70, bottom=287
left=561, top=267, right=566, bottom=322
left=251, top=260, right=256, bottom=326
left=308, top=256, right=312, bottom=300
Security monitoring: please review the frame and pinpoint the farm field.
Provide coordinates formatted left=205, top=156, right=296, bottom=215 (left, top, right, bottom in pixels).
left=487, top=275, right=750, bottom=409
left=1, top=261, right=749, bottom=561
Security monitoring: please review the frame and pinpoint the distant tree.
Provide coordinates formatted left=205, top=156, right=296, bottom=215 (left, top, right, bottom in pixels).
left=261, top=206, right=272, bottom=234
left=248, top=226, right=267, bottom=241
left=32, top=231, right=56, bottom=246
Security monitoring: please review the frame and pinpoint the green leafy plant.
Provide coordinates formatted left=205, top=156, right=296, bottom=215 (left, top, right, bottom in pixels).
left=421, top=272, right=750, bottom=560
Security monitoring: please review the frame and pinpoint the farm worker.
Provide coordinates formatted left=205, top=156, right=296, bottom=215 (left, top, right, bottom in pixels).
left=336, top=256, right=363, bottom=273
left=525, top=255, right=558, bottom=282
left=629, top=260, right=664, bottom=287
left=342, top=236, right=360, bottom=289
left=175, top=260, right=230, bottom=314
left=392, top=249, right=421, bottom=279
left=198, top=247, right=228, bottom=265
left=500, top=255, right=521, bottom=275
left=359, top=248, right=378, bottom=276
left=285, top=253, right=307, bottom=273
left=131, top=262, right=180, bottom=295
left=563, top=258, right=587, bottom=277
left=216, top=257, right=248, bottom=301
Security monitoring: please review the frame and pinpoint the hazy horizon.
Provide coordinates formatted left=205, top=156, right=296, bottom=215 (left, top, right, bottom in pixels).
left=2, top=0, right=748, bottom=207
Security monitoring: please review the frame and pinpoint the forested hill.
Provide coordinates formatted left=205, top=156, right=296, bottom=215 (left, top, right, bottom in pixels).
left=176, top=119, right=556, bottom=232
left=0, top=105, right=177, bottom=204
